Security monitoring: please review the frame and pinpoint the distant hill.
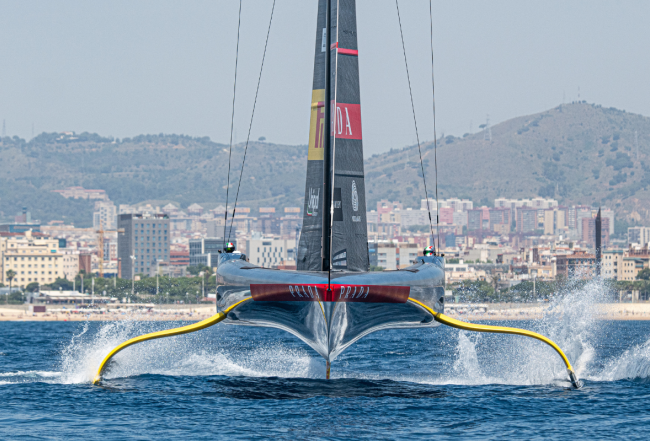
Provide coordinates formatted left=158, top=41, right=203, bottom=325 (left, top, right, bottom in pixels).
left=0, top=133, right=307, bottom=227
left=365, top=102, right=650, bottom=226
left=1, top=102, right=649, bottom=228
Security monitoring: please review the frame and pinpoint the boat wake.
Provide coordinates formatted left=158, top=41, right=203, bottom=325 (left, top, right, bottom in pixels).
left=423, top=276, right=650, bottom=386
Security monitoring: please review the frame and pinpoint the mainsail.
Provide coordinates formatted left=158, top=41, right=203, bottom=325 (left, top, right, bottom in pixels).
left=298, top=0, right=368, bottom=272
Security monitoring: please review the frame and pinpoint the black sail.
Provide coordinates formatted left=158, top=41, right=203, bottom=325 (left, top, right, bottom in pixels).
left=298, top=0, right=369, bottom=272
left=297, top=0, right=327, bottom=271
left=328, top=0, right=368, bottom=272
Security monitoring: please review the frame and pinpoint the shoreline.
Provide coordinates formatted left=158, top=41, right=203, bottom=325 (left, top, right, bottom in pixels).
left=0, top=305, right=218, bottom=322
left=2, top=303, right=650, bottom=322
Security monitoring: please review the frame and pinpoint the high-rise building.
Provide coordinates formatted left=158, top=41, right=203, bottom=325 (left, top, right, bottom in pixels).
left=118, top=213, right=170, bottom=279
left=467, top=209, right=483, bottom=232
left=628, top=226, right=650, bottom=246
left=581, top=217, right=610, bottom=247
left=489, top=208, right=511, bottom=232
left=516, top=208, right=538, bottom=233
left=600, top=208, right=615, bottom=235
left=93, top=201, right=117, bottom=230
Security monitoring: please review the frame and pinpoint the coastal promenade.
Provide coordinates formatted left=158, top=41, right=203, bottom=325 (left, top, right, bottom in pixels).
left=0, top=304, right=217, bottom=322
left=2, top=302, right=650, bottom=321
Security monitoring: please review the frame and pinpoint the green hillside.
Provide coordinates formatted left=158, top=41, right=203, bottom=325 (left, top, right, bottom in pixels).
left=365, top=102, right=650, bottom=225
left=0, top=133, right=307, bottom=227
left=1, top=102, right=649, bottom=228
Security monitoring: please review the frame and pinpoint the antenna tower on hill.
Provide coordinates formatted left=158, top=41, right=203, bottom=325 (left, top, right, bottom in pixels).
left=483, top=115, right=492, bottom=141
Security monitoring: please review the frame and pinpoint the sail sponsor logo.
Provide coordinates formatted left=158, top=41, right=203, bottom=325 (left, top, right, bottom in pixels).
left=351, top=180, right=359, bottom=211
left=250, top=283, right=410, bottom=303
left=308, top=89, right=326, bottom=160
left=307, top=188, right=320, bottom=216
left=331, top=103, right=362, bottom=140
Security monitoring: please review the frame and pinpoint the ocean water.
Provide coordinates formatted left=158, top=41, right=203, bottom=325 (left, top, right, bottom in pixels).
left=2, top=280, right=650, bottom=440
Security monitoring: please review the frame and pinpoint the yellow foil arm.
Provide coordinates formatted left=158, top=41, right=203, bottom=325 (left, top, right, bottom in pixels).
left=93, top=297, right=252, bottom=384
left=408, top=298, right=581, bottom=388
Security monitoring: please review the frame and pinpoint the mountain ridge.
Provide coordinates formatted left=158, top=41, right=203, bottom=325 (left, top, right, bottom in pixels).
left=1, top=102, right=649, bottom=227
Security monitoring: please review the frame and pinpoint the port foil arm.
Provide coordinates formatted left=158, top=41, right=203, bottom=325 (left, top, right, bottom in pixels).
left=93, top=297, right=252, bottom=384
left=408, top=298, right=582, bottom=388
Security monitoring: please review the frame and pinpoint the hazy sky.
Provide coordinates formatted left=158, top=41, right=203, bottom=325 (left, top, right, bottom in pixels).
left=0, top=0, right=648, bottom=156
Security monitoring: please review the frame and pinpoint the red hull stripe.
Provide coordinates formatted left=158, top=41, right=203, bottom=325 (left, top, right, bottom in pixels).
left=330, top=42, right=358, bottom=56
left=250, top=284, right=409, bottom=303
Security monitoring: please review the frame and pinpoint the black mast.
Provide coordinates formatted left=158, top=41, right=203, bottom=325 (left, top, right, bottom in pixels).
left=321, top=0, right=332, bottom=272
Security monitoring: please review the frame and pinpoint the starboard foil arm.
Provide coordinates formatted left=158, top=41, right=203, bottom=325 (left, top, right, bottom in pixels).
left=92, top=297, right=252, bottom=384
left=407, top=298, right=582, bottom=389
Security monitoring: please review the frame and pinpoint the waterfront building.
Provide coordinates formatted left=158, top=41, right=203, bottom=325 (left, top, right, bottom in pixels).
left=1, top=231, right=63, bottom=287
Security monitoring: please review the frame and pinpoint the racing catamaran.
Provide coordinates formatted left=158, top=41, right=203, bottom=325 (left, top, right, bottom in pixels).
left=94, top=0, right=581, bottom=388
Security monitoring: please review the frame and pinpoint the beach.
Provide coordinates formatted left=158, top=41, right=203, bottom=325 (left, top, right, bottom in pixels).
left=0, top=304, right=218, bottom=322
left=2, top=302, right=650, bottom=321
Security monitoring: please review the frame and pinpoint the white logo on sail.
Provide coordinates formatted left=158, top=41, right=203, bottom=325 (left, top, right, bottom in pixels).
left=307, top=188, right=320, bottom=217
left=351, top=180, right=359, bottom=212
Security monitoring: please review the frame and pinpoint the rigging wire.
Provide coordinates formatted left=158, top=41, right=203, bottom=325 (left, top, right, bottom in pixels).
left=223, top=0, right=243, bottom=251
left=429, top=0, right=441, bottom=251
left=395, top=0, right=437, bottom=252
left=227, top=0, right=277, bottom=244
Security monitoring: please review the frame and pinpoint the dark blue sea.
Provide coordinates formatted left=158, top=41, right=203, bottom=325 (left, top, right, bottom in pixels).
left=2, top=285, right=650, bottom=440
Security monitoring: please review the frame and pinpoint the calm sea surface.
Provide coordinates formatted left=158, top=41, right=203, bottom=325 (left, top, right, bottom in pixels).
left=1, top=299, right=650, bottom=439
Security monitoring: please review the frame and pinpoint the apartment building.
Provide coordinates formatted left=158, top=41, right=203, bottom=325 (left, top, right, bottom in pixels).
left=93, top=201, right=117, bottom=230
left=1, top=231, right=64, bottom=287
left=61, top=251, right=80, bottom=281
left=603, top=245, right=650, bottom=281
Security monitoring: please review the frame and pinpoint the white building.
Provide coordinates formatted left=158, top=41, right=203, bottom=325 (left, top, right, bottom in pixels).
left=399, top=208, right=432, bottom=228
left=247, top=236, right=290, bottom=268
left=494, top=198, right=558, bottom=219
left=1, top=231, right=64, bottom=287
left=424, top=198, right=473, bottom=212
left=61, top=251, right=80, bottom=281
left=377, top=242, right=397, bottom=270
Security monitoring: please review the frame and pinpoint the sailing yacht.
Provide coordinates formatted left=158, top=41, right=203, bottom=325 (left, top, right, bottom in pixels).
left=94, top=0, right=580, bottom=388
left=215, top=0, right=444, bottom=377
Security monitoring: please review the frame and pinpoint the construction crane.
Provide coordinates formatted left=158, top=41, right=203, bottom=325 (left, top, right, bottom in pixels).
left=96, top=220, right=125, bottom=277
